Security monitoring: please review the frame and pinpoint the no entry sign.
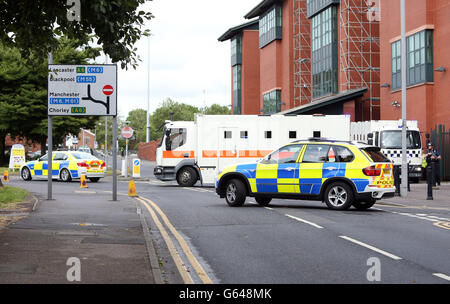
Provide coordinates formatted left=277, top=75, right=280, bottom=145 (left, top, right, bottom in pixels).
left=121, top=126, right=134, bottom=139
left=103, top=85, right=114, bottom=96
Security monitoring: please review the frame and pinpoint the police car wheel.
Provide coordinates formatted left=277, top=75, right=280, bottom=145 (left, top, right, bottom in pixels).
left=324, top=182, right=354, bottom=210
left=352, top=200, right=376, bottom=210
left=21, top=167, right=32, bottom=181
left=255, top=197, right=272, bottom=206
left=177, top=167, right=197, bottom=187
left=225, top=179, right=246, bottom=207
left=60, top=169, right=72, bottom=182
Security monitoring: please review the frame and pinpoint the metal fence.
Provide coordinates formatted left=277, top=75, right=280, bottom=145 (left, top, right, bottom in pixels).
left=429, top=124, right=450, bottom=181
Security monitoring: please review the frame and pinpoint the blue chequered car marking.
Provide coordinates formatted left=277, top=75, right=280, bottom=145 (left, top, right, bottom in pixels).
left=235, top=164, right=257, bottom=179
left=277, top=163, right=299, bottom=179
left=322, top=163, right=338, bottom=179
left=352, top=179, right=370, bottom=192
left=298, top=178, right=323, bottom=195
left=256, top=178, right=278, bottom=193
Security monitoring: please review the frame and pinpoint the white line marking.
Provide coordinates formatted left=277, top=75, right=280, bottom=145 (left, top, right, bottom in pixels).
left=264, top=207, right=274, bottom=210
left=427, top=215, right=450, bottom=221
left=339, top=236, right=402, bottom=260
left=399, top=213, right=438, bottom=222
left=285, top=214, right=324, bottom=229
left=433, top=273, right=450, bottom=282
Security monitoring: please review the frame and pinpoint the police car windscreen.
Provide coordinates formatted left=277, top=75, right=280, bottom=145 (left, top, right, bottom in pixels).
left=363, top=148, right=390, bottom=163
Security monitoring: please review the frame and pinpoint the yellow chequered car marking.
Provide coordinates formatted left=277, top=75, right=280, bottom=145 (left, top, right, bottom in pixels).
left=216, top=141, right=395, bottom=196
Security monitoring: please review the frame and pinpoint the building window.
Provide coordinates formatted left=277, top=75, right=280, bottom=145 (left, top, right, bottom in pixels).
left=232, top=65, right=241, bottom=114
left=259, top=5, right=282, bottom=48
left=391, top=30, right=433, bottom=89
left=240, top=131, right=248, bottom=139
left=265, top=131, right=272, bottom=139
left=391, top=40, right=401, bottom=90
left=311, top=6, right=338, bottom=98
left=307, top=0, right=340, bottom=18
left=263, top=90, right=281, bottom=114
left=231, top=34, right=242, bottom=66
left=407, top=30, right=433, bottom=86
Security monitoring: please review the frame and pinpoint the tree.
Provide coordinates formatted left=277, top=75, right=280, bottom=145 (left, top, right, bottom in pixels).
left=0, top=37, right=100, bottom=164
left=149, top=99, right=201, bottom=141
left=202, top=104, right=231, bottom=115
left=0, top=0, right=153, bottom=69
left=126, top=109, right=147, bottom=149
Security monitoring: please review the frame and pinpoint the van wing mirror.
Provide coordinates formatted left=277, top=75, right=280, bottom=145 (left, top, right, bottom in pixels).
left=165, top=137, right=172, bottom=151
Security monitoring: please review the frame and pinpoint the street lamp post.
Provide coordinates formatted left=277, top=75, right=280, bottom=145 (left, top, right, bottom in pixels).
left=400, top=0, right=408, bottom=197
left=146, top=35, right=151, bottom=142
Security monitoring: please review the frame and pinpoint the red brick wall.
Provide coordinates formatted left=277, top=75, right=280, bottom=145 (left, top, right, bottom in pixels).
left=5, top=136, right=41, bottom=152
left=138, top=139, right=161, bottom=161
left=380, top=0, right=450, bottom=134
left=241, top=30, right=260, bottom=114
left=77, top=130, right=95, bottom=150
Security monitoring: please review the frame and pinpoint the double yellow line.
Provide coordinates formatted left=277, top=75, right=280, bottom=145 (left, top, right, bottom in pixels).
left=136, top=196, right=213, bottom=284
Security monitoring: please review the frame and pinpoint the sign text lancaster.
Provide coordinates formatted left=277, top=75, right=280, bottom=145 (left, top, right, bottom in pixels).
left=48, top=65, right=117, bottom=116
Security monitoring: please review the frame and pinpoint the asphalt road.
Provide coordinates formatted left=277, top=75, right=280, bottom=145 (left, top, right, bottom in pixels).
left=3, top=159, right=450, bottom=284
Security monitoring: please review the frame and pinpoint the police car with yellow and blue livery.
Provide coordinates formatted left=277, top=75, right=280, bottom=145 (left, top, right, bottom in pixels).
left=215, top=139, right=395, bottom=210
left=20, top=151, right=106, bottom=183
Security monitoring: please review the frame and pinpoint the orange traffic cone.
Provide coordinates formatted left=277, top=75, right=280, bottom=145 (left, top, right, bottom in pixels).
left=80, top=174, right=88, bottom=188
left=128, top=180, right=138, bottom=197
left=3, top=170, right=9, bottom=182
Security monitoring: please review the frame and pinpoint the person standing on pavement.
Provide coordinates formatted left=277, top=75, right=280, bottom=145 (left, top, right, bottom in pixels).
left=426, top=143, right=441, bottom=186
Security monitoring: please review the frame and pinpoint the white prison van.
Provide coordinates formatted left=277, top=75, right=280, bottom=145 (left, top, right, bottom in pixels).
left=154, top=114, right=351, bottom=186
left=350, top=120, right=423, bottom=180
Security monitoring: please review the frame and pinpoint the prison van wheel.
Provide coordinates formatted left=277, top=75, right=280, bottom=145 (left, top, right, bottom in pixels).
left=225, top=179, right=246, bottom=207
left=176, top=167, right=198, bottom=187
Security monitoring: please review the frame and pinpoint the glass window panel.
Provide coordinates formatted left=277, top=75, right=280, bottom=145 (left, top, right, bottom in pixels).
left=414, top=33, right=420, bottom=50
left=409, top=52, right=414, bottom=68
left=420, top=31, right=425, bottom=48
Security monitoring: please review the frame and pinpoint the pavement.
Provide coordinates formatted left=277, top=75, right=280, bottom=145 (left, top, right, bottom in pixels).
left=0, top=178, right=161, bottom=284
left=381, top=181, right=450, bottom=211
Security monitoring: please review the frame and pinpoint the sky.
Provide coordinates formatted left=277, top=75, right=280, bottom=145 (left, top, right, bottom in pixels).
left=114, top=0, right=259, bottom=119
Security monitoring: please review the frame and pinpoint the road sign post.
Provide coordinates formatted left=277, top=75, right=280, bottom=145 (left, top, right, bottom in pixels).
left=48, top=64, right=118, bottom=200
left=121, top=126, right=134, bottom=178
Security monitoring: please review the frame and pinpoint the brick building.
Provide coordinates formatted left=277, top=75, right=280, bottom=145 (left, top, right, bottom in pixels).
left=219, top=0, right=381, bottom=121
left=379, top=0, right=450, bottom=135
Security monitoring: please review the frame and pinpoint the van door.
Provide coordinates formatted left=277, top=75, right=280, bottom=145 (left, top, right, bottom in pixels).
left=218, top=127, right=238, bottom=171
